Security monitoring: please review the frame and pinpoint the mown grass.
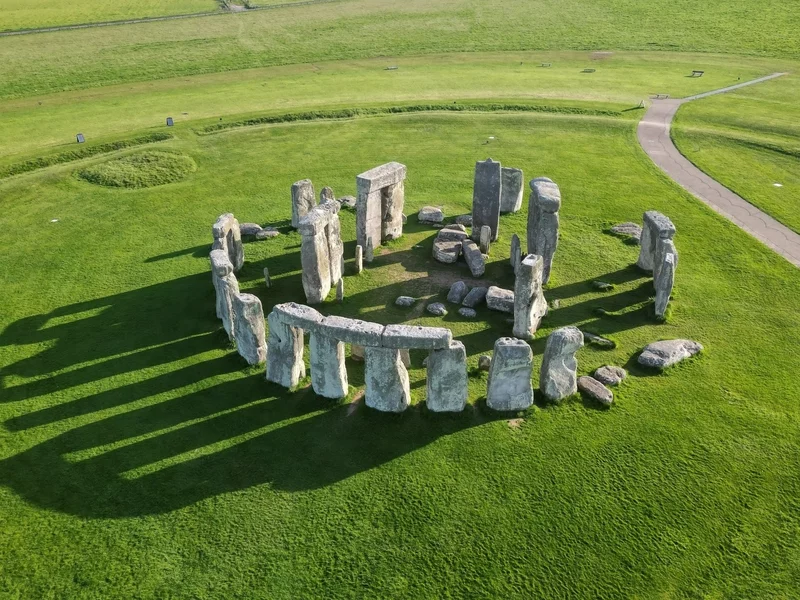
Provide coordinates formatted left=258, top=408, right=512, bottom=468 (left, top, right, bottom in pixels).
left=1, top=112, right=798, bottom=598
left=0, top=0, right=798, bottom=100
left=77, top=151, right=197, bottom=188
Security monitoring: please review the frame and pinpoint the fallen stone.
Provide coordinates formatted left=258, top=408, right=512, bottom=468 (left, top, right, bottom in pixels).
left=239, top=222, right=263, bottom=236
left=581, top=330, right=616, bottom=349
left=447, top=281, right=469, bottom=304
left=513, top=254, right=548, bottom=340
left=432, top=239, right=462, bottom=264
left=265, top=311, right=305, bottom=388
left=458, top=307, right=477, bottom=318
left=365, top=347, right=411, bottom=412
left=418, top=206, right=444, bottom=224
left=500, top=167, right=524, bottom=213
left=255, top=228, right=280, bottom=240
left=426, top=340, right=468, bottom=412
left=462, top=239, right=485, bottom=277
left=539, top=326, right=583, bottom=402
left=472, top=158, right=502, bottom=241
left=462, top=286, right=488, bottom=308
left=486, top=286, right=514, bottom=313
left=486, top=337, right=534, bottom=411
left=339, top=195, right=357, bottom=209
left=610, top=222, right=642, bottom=243
left=395, top=295, right=416, bottom=307
left=426, top=302, right=448, bottom=317
left=638, top=339, right=702, bottom=369
left=310, top=331, right=348, bottom=398
left=592, top=280, right=614, bottom=291
left=382, top=324, right=452, bottom=350
left=321, top=315, right=385, bottom=347
left=594, top=365, right=627, bottom=386
left=478, top=225, right=491, bottom=254
left=578, top=376, right=613, bottom=406
left=436, top=227, right=469, bottom=242
left=478, top=355, right=491, bottom=371
left=455, top=214, right=473, bottom=227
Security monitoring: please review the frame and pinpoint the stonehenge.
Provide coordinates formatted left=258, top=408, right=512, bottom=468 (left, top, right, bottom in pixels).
left=210, top=248, right=240, bottom=341
left=527, top=178, right=560, bottom=285
left=232, top=293, right=267, bottom=365
left=472, top=158, right=502, bottom=242
left=291, top=179, right=316, bottom=229
left=500, top=167, right=524, bottom=214
left=486, top=337, right=534, bottom=411
left=512, top=254, right=548, bottom=340
left=212, top=213, right=244, bottom=273
left=356, top=162, right=407, bottom=261
left=298, top=199, right=344, bottom=304
left=636, top=211, right=678, bottom=318
left=539, top=326, right=583, bottom=402
left=426, top=341, right=468, bottom=412
left=637, top=211, right=675, bottom=272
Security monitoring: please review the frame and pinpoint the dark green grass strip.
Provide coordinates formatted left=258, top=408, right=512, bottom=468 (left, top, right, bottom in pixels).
left=0, top=132, right=174, bottom=180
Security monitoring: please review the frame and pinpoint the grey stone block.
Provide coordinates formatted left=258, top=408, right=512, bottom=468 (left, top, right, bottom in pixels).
left=500, top=167, right=524, bottom=213
left=486, top=286, right=514, bottom=313
left=426, top=302, right=448, bottom=316
left=447, top=281, right=469, bottom=304
left=654, top=238, right=677, bottom=319
left=458, top=307, right=477, bottom=318
left=266, top=311, right=305, bottom=388
left=513, top=254, right=548, bottom=340
left=232, top=293, right=267, bottom=365
left=426, top=340, right=468, bottom=412
left=486, top=337, right=533, bottom=411
left=212, top=212, right=244, bottom=273
left=381, top=324, right=452, bottom=350
left=478, top=225, right=491, bottom=254
left=637, top=211, right=676, bottom=272
left=472, top=158, right=502, bottom=241
left=364, top=347, right=411, bottom=412
left=273, top=302, right=323, bottom=331
left=578, top=376, right=613, bottom=406
left=433, top=239, right=462, bottom=264
left=418, top=206, right=444, bottom=224
left=462, top=239, right=485, bottom=277
left=462, top=286, right=488, bottom=308
left=594, top=365, right=627, bottom=386
left=320, top=315, right=385, bottom=347
left=527, top=179, right=560, bottom=284
left=291, top=179, right=316, bottom=229
left=539, top=326, right=583, bottom=402
left=210, top=249, right=239, bottom=341
left=638, top=339, right=702, bottom=369
left=310, top=331, right=348, bottom=398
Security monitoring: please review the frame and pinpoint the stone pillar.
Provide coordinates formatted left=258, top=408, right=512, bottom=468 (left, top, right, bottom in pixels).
left=265, top=311, right=306, bottom=388
left=500, top=167, right=524, bottom=213
left=356, top=162, right=407, bottom=256
left=232, top=293, right=267, bottom=365
left=426, top=340, right=468, bottom=412
left=479, top=225, right=491, bottom=254
left=310, top=331, right=348, bottom=398
left=320, top=199, right=344, bottom=286
left=472, top=158, right=502, bottom=241
left=291, top=179, right=316, bottom=229
left=212, top=213, right=244, bottom=272
left=637, top=211, right=676, bottom=272
left=540, top=326, right=583, bottom=402
left=382, top=180, right=405, bottom=241
left=510, top=233, right=522, bottom=272
left=654, top=238, right=677, bottom=318
left=354, top=245, right=363, bottom=273
left=527, top=178, right=560, bottom=285
left=210, top=249, right=239, bottom=341
left=513, top=254, right=548, bottom=340
left=298, top=207, right=332, bottom=304
left=320, top=186, right=335, bottom=203
left=486, top=337, right=533, bottom=411
left=364, top=347, right=411, bottom=412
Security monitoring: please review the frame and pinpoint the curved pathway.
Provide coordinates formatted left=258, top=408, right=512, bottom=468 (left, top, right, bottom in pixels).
left=638, top=73, right=800, bottom=267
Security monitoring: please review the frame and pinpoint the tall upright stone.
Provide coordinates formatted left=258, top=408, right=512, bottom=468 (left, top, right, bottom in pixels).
left=320, top=199, right=344, bottom=286
left=479, top=225, right=491, bottom=254
left=212, top=213, right=244, bottom=272
left=298, top=207, right=332, bottom=304
left=356, top=162, right=407, bottom=257
left=320, top=186, right=335, bottom=203
left=472, top=158, right=502, bottom=242
left=513, top=254, right=548, bottom=340
left=539, top=326, right=583, bottom=402
left=210, top=249, right=240, bottom=341
left=637, top=211, right=676, bottom=272
left=354, top=245, right=363, bottom=274
left=654, top=238, right=677, bottom=319
left=364, top=347, right=411, bottom=412
left=486, top=337, right=534, bottom=411
left=500, top=167, right=524, bottom=213
left=291, top=179, right=316, bottom=229
left=426, top=340, right=468, bottom=412
left=510, top=233, right=522, bottom=272
left=310, top=331, right=348, bottom=398
left=232, top=293, right=267, bottom=365
left=527, top=178, right=560, bottom=285
left=265, top=311, right=306, bottom=388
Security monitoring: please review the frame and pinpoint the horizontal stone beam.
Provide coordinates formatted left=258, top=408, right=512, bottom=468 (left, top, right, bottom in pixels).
left=382, top=324, right=452, bottom=350
left=273, top=302, right=324, bottom=330
left=320, top=315, right=385, bottom=347
left=356, top=161, right=407, bottom=194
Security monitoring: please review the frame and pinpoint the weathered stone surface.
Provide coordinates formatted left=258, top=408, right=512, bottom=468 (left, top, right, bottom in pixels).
left=273, top=302, right=324, bottom=331
left=310, top=331, right=348, bottom=398
left=513, top=254, right=548, bottom=339
left=455, top=214, right=473, bottom=227
left=350, top=344, right=364, bottom=362
left=539, top=326, right=583, bottom=401
left=357, top=162, right=407, bottom=252
left=462, top=239, right=485, bottom=277
left=232, top=293, right=267, bottom=365
left=298, top=208, right=332, bottom=304
left=263, top=267, right=271, bottom=288
left=321, top=315, right=385, bottom=347
left=426, top=302, right=448, bottom=317
left=472, top=158, right=502, bottom=241
left=382, top=324, right=452, bottom=350
left=592, top=280, right=614, bottom=291
left=336, top=278, right=344, bottom=302
left=210, top=249, right=240, bottom=340
left=527, top=179, right=561, bottom=285
left=654, top=238, right=677, bottom=319
left=486, top=337, right=534, bottom=411
left=436, top=226, right=469, bottom=242
left=637, top=211, right=676, bottom=271
left=594, top=365, right=627, bottom=386
left=339, top=195, right=357, bottom=209
left=291, top=179, right=316, bottom=229
left=486, top=286, right=514, bottom=313
left=395, top=296, right=416, bottom=307
left=212, top=213, right=244, bottom=272
left=382, top=181, right=405, bottom=241
left=426, top=340, right=468, bottom=412
left=578, top=376, right=613, bottom=406
left=255, top=228, right=280, bottom=240
left=266, top=311, right=305, bottom=388
left=319, top=199, right=344, bottom=286
left=478, top=355, right=491, bottom=371
left=611, top=222, right=642, bottom=243
left=510, top=233, right=522, bottom=272
left=418, top=206, right=444, bottom=224
left=364, top=347, right=411, bottom=412
left=458, top=307, right=477, bottom=318
left=462, top=286, right=488, bottom=308
left=500, top=167, right=524, bottom=213
left=240, top=222, right=263, bottom=236
left=320, top=186, right=335, bottom=203
left=639, top=339, right=702, bottom=369
left=432, top=239, right=462, bottom=264
left=447, top=281, right=469, bottom=304
left=400, top=348, right=411, bottom=368
left=354, top=245, right=363, bottom=274
left=365, top=237, right=374, bottom=262
left=478, top=225, right=491, bottom=254
left=582, top=330, right=616, bottom=349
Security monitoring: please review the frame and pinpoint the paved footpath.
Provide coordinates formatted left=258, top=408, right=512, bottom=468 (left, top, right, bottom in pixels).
left=638, top=73, right=800, bottom=267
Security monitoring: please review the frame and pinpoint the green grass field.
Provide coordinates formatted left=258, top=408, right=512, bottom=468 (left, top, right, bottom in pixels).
left=1, top=0, right=799, bottom=597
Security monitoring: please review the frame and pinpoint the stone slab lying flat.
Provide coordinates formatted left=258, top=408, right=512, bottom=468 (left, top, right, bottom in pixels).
left=320, top=315, right=385, bottom=347
left=381, top=324, right=452, bottom=350
left=638, top=339, right=702, bottom=369
left=486, top=286, right=514, bottom=313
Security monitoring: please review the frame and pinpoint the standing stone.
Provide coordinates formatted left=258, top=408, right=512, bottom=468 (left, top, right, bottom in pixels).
left=232, top=293, right=267, bottom=365
left=365, top=237, right=374, bottom=263
left=354, top=245, right=363, bottom=274
left=478, top=225, right=491, bottom=254
left=212, top=213, right=244, bottom=273
left=356, top=162, right=407, bottom=253
left=472, top=158, right=502, bottom=242
left=486, top=337, right=534, bottom=411
left=462, top=239, right=486, bottom=277
left=291, top=179, right=316, bottom=229
left=637, top=211, right=676, bottom=272
left=478, top=355, right=492, bottom=371
left=320, top=186, right=335, bottom=203
left=265, top=311, right=305, bottom=388
left=512, top=254, right=548, bottom=340
left=539, top=326, right=583, bottom=402
left=500, top=167, right=524, bottom=213
left=447, top=281, right=469, bottom=304
left=210, top=249, right=240, bottom=341
left=310, top=331, right=348, bottom=398
left=320, top=199, right=344, bottom=287
left=510, top=234, right=522, bottom=272
left=527, top=178, right=561, bottom=285
left=426, top=341, right=468, bottom=412
left=382, top=180, right=405, bottom=241
left=298, top=208, right=332, bottom=304
left=263, top=267, right=271, bottom=288
left=654, top=238, right=677, bottom=319
left=336, top=278, right=344, bottom=303
left=350, top=344, right=365, bottom=362
left=364, top=347, right=411, bottom=412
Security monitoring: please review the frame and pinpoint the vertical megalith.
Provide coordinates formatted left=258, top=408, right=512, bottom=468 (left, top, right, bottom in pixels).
left=210, top=249, right=240, bottom=341
left=356, top=162, right=407, bottom=257
left=265, top=311, right=306, bottom=388
left=426, top=340, right=468, bottom=412
left=479, top=225, right=491, bottom=255
left=510, top=233, right=522, bottom=272
left=527, top=178, right=560, bottom=284
left=212, top=213, right=244, bottom=272
left=654, top=238, right=677, bottom=318
left=364, top=346, right=411, bottom=412
left=320, top=199, right=344, bottom=287
left=320, top=186, right=335, bottom=203
left=232, top=293, right=267, bottom=365
left=513, top=254, right=548, bottom=340
left=500, top=167, right=524, bottom=213
left=486, top=337, right=534, bottom=411
left=354, top=245, right=363, bottom=274
left=298, top=207, right=332, bottom=304
left=291, top=179, right=316, bottom=229
left=382, top=180, right=405, bottom=241
left=472, top=158, right=502, bottom=242
left=637, top=211, right=676, bottom=272
left=539, top=326, right=583, bottom=402
left=310, top=331, right=348, bottom=399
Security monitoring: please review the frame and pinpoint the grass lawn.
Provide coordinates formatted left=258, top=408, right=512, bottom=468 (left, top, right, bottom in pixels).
left=672, top=74, right=800, bottom=234
left=1, top=112, right=798, bottom=597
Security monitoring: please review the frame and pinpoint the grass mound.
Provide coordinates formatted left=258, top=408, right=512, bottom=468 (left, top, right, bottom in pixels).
left=77, top=151, right=196, bottom=188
